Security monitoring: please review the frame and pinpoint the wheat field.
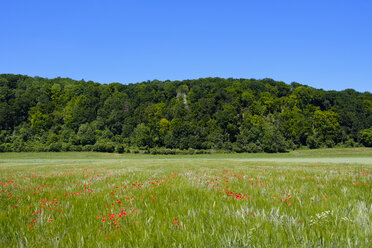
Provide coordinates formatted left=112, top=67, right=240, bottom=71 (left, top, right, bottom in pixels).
left=0, top=149, right=371, bottom=247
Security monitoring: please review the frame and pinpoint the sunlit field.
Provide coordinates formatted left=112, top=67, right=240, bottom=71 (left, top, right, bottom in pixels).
left=1, top=148, right=371, bottom=247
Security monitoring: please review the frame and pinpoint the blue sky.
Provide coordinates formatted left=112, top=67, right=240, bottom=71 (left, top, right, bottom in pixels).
left=1, top=0, right=371, bottom=92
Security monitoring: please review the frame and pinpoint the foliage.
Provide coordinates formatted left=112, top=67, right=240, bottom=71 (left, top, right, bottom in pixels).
left=360, top=127, right=372, bottom=147
left=0, top=74, right=371, bottom=153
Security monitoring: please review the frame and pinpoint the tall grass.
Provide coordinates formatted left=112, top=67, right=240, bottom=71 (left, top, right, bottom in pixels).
left=0, top=151, right=371, bottom=247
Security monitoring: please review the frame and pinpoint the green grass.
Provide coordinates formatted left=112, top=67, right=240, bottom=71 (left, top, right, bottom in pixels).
left=0, top=148, right=371, bottom=247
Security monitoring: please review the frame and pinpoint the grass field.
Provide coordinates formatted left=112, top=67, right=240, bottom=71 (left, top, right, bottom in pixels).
left=0, top=148, right=371, bottom=247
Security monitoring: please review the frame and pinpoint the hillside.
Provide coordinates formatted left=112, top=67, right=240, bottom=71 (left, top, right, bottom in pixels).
left=0, top=74, right=371, bottom=153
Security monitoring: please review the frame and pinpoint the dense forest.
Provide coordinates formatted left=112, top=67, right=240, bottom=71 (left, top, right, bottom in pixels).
left=0, top=74, right=371, bottom=153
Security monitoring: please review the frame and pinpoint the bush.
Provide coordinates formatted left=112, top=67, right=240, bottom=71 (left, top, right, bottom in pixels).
left=245, top=143, right=262, bottom=153
left=324, top=139, right=335, bottom=148
left=261, top=131, right=287, bottom=153
left=286, top=140, right=298, bottom=150
left=70, top=145, right=83, bottom=152
left=344, top=138, right=357, bottom=147
left=93, top=142, right=115, bottom=153
left=61, top=143, right=72, bottom=152
left=0, top=143, right=12, bottom=152
left=306, top=135, right=321, bottom=149
left=335, top=139, right=360, bottom=148
left=116, top=144, right=126, bottom=153
left=77, top=123, right=96, bottom=145
left=222, top=142, right=233, bottom=151
left=360, top=127, right=372, bottom=147
left=195, top=149, right=211, bottom=154
left=149, top=148, right=159, bottom=155
left=188, top=148, right=196, bottom=154
left=164, top=148, right=176, bottom=155
left=48, top=142, right=62, bottom=152
left=82, top=145, right=93, bottom=152
left=201, top=141, right=214, bottom=149
left=232, top=143, right=243, bottom=153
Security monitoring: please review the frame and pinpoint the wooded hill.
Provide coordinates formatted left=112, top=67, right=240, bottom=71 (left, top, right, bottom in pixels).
left=1, top=74, right=371, bottom=153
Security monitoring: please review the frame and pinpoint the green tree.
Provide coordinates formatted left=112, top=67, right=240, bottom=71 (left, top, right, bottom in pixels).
left=312, top=110, right=341, bottom=146
left=132, top=123, right=153, bottom=148
left=75, top=123, right=96, bottom=145
left=63, top=95, right=96, bottom=130
left=360, top=127, right=372, bottom=147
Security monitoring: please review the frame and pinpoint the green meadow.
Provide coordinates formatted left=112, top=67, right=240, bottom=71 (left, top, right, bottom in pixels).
left=0, top=148, right=371, bottom=247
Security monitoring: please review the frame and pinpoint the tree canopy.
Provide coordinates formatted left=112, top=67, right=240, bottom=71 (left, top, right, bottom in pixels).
left=0, top=74, right=371, bottom=153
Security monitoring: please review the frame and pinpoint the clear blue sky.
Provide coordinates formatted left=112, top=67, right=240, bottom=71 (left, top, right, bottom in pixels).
left=1, top=0, right=371, bottom=92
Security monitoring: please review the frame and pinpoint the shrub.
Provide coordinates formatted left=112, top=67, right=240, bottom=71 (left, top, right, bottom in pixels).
left=244, top=142, right=262, bottom=153
left=82, top=145, right=93, bottom=152
left=70, top=145, right=83, bottom=152
left=0, top=143, right=12, bottom=152
left=232, top=143, right=243, bottom=153
left=93, top=142, right=115, bottom=153
left=61, top=143, right=72, bottom=152
left=116, top=144, right=126, bottom=153
left=306, top=135, right=321, bottom=149
left=324, top=139, right=335, bottom=148
left=188, top=148, right=196, bottom=154
left=360, top=127, right=372, bottom=147
left=48, top=142, right=62, bottom=152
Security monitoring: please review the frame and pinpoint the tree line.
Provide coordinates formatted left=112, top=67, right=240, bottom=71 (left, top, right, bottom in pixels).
left=0, top=74, right=371, bottom=153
